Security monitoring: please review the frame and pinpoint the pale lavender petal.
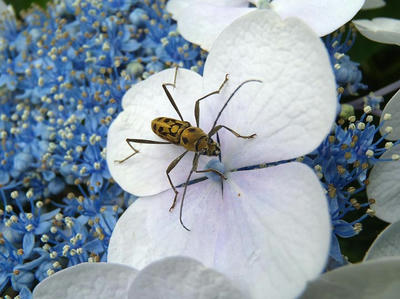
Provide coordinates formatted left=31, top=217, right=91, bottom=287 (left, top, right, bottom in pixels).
left=202, top=10, right=336, bottom=169
left=109, top=162, right=330, bottom=299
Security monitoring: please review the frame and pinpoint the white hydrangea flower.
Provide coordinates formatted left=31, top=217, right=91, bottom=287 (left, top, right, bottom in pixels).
left=166, top=0, right=366, bottom=50
left=379, top=89, right=400, bottom=140
left=33, top=257, right=246, bottom=299
left=301, top=257, right=400, bottom=299
left=364, top=221, right=400, bottom=261
left=106, top=10, right=337, bottom=299
left=367, top=90, right=400, bottom=223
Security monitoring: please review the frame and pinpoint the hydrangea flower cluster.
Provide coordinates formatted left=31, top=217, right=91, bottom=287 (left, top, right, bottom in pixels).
left=303, top=106, right=400, bottom=265
left=0, top=0, right=398, bottom=297
left=0, top=0, right=205, bottom=296
left=324, top=25, right=366, bottom=97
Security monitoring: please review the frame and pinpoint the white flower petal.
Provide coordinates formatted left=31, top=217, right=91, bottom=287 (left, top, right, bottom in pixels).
left=166, top=0, right=193, bottom=19
left=204, top=0, right=248, bottom=6
left=33, top=263, right=138, bottom=299
left=367, top=144, right=400, bottom=223
left=108, top=162, right=330, bottom=299
left=107, top=68, right=211, bottom=196
left=362, top=0, right=386, bottom=10
left=380, top=89, right=400, bottom=140
left=202, top=10, right=337, bottom=168
left=128, top=256, right=249, bottom=299
left=167, top=0, right=248, bottom=19
left=364, top=221, right=400, bottom=261
left=271, top=0, right=365, bottom=36
left=300, top=257, right=400, bottom=299
left=121, top=67, right=202, bottom=110
left=353, top=18, right=400, bottom=46
left=176, top=4, right=254, bottom=51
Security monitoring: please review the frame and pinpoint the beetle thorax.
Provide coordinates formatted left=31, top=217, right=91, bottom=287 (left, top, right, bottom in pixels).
left=180, top=127, right=220, bottom=156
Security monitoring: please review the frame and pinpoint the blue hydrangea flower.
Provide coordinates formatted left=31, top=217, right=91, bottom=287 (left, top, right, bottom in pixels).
left=303, top=108, right=399, bottom=262
left=0, top=0, right=205, bottom=295
left=324, top=25, right=367, bottom=96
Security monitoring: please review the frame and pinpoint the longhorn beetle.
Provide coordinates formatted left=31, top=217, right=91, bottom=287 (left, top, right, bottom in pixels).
left=115, top=67, right=262, bottom=231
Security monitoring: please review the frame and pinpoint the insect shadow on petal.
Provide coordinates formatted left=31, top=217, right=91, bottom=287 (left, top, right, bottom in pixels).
left=115, top=67, right=262, bottom=231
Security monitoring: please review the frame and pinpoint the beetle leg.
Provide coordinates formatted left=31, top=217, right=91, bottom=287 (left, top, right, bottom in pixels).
left=194, top=74, right=229, bottom=127
left=162, top=66, right=185, bottom=121
left=194, top=167, right=227, bottom=180
left=216, top=132, right=224, bottom=196
left=115, top=138, right=171, bottom=164
left=166, top=150, right=189, bottom=212
left=208, top=125, right=256, bottom=139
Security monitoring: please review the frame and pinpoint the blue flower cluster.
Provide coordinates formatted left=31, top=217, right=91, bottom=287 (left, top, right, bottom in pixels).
left=303, top=109, right=399, bottom=264
left=324, top=25, right=367, bottom=97
left=0, top=0, right=392, bottom=295
left=0, top=0, right=205, bottom=296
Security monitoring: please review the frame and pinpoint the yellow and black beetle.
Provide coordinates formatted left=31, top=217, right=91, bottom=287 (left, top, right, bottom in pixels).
left=115, top=67, right=261, bottom=230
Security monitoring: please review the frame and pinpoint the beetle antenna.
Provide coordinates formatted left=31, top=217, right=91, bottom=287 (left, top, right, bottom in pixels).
left=209, top=79, right=262, bottom=135
left=179, top=154, right=199, bottom=231
left=179, top=179, right=191, bottom=231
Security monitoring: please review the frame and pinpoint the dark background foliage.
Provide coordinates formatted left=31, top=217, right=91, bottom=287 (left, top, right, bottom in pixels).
left=349, top=0, right=400, bottom=90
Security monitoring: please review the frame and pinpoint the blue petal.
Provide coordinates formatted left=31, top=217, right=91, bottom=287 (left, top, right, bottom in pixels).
left=16, top=254, right=47, bottom=271
left=42, top=170, right=55, bottom=182
left=334, top=220, right=357, bottom=238
left=22, top=233, right=35, bottom=257
left=48, top=177, right=65, bottom=195
left=34, top=260, right=53, bottom=282
left=89, top=172, right=103, bottom=192
left=101, top=211, right=117, bottom=233
left=121, top=40, right=140, bottom=52
left=0, top=170, right=10, bottom=185
left=0, top=272, right=9, bottom=292
left=77, top=215, right=89, bottom=225
left=13, top=152, right=34, bottom=173
left=83, top=239, right=104, bottom=254
left=11, top=271, right=34, bottom=292
left=329, top=233, right=343, bottom=263
left=19, top=287, right=33, bottom=299
left=40, top=208, right=60, bottom=221
left=129, top=9, right=146, bottom=26
left=34, top=221, right=51, bottom=235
